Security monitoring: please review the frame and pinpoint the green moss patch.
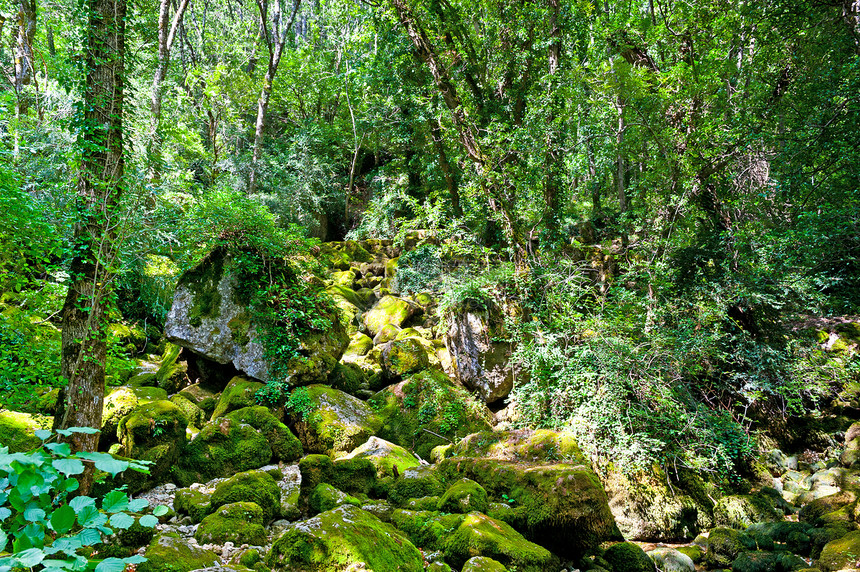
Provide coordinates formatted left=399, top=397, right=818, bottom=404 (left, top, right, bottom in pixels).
left=0, top=410, right=50, bottom=452
left=174, top=487, right=212, bottom=523
left=308, top=483, right=362, bottom=514
left=211, top=376, right=265, bottom=419
left=338, top=436, right=420, bottom=478
left=291, top=384, right=383, bottom=457
left=603, top=542, right=655, bottom=572
left=226, top=406, right=303, bottom=461
left=210, top=469, right=282, bottom=522
left=137, top=532, right=220, bottom=572
left=195, top=502, right=267, bottom=546
left=438, top=479, right=489, bottom=514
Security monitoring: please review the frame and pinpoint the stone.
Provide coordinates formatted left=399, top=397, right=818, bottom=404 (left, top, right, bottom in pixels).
left=343, top=332, right=374, bottom=358
left=730, top=551, right=807, bottom=572
left=116, top=400, right=187, bottom=491
left=461, top=557, right=507, bottom=572
left=445, top=304, right=518, bottom=403
left=338, top=436, right=420, bottom=478
left=137, top=533, right=220, bottom=572
left=195, top=502, right=267, bottom=546
left=437, top=478, right=489, bottom=514
left=380, top=337, right=432, bottom=379
left=210, top=376, right=264, bottom=420
left=388, top=465, right=446, bottom=506
left=0, top=410, right=50, bottom=452
left=647, top=548, right=694, bottom=572
left=174, top=487, right=212, bottom=523
left=210, top=469, right=282, bottom=522
left=604, top=542, right=656, bottom=572
left=714, top=493, right=783, bottom=528
left=362, top=295, right=420, bottom=337
left=373, top=323, right=401, bottom=345
left=818, top=529, right=860, bottom=571
left=308, top=483, right=362, bottom=514
left=705, top=527, right=758, bottom=568
left=170, top=394, right=206, bottom=429
left=266, top=505, right=424, bottom=572
left=290, top=384, right=382, bottom=457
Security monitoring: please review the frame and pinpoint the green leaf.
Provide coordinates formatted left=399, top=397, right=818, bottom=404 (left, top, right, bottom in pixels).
left=50, top=504, right=76, bottom=534
left=75, top=452, right=128, bottom=476
left=101, top=490, right=129, bottom=513
left=127, top=498, right=148, bottom=512
left=34, top=430, right=52, bottom=441
left=94, top=558, right=128, bottom=572
left=0, top=529, right=6, bottom=551
left=56, top=427, right=99, bottom=436
left=77, top=504, right=107, bottom=528
left=70, top=495, right=96, bottom=513
left=52, top=458, right=85, bottom=476
left=24, top=506, right=46, bottom=522
left=108, top=512, right=134, bottom=529
left=138, top=514, right=158, bottom=528
left=75, top=527, right=101, bottom=547
left=45, top=442, right=71, bottom=456
left=0, top=507, right=11, bottom=521
left=152, top=505, right=168, bottom=517
left=14, top=548, right=44, bottom=568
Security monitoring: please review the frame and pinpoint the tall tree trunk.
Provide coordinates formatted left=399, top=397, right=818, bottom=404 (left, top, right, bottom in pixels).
left=248, top=0, right=301, bottom=195
left=147, top=0, right=191, bottom=180
left=54, top=0, right=126, bottom=496
left=429, top=116, right=462, bottom=217
left=542, top=0, right=562, bottom=244
left=10, top=0, right=36, bottom=158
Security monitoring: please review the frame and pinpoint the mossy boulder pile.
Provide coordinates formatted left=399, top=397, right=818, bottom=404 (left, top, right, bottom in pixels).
left=290, top=384, right=382, bottom=457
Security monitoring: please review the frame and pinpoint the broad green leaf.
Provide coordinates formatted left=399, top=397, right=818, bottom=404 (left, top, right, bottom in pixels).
left=75, top=453, right=128, bottom=476
left=94, top=557, right=128, bottom=572
left=0, top=507, right=11, bottom=521
left=75, top=527, right=101, bottom=547
left=45, top=442, right=71, bottom=456
left=56, top=427, right=100, bottom=436
left=123, top=555, right=145, bottom=564
left=61, top=477, right=80, bottom=492
left=0, top=529, right=6, bottom=551
left=128, top=498, right=148, bottom=512
left=21, top=522, right=45, bottom=549
left=34, top=430, right=52, bottom=441
left=76, top=505, right=107, bottom=528
left=70, top=495, right=96, bottom=513
left=102, top=490, right=129, bottom=513
left=108, top=512, right=134, bottom=529
left=52, top=458, right=84, bottom=476
left=24, top=506, right=46, bottom=522
left=138, top=514, right=158, bottom=528
left=152, top=505, right=168, bottom=517
left=50, top=504, right=76, bottom=534
left=14, top=548, right=44, bottom=567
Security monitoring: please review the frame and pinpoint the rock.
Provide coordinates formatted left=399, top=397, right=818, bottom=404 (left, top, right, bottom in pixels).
left=362, top=295, right=420, bottom=337
left=343, top=332, right=374, bottom=358
left=210, top=469, right=282, bottom=522
left=389, top=465, right=446, bottom=506
left=604, top=542, right=656, bottom=572
left=436, top=454, right=621, bottom=558
left=0, top=410, right=50, bottom=452
left=461, top=556, right=507, bottom=572
left=224, top=406, right=302, bottom=461
left=705, top=527, right=758, bottom=568
left=297, top=454, right=378, bottom=510
left=156, top=343, right=189, bottom=393
left=264, top=463, right=302, bottom=520
left=327, top=361, right=374, bottom=395
left=290, top=384, right=382, bottom=457
left=308, top=483, right=362, bottom=514
left=373, top=323, right=402, bottom=345
left=798, top=489, right=858, bottom=527
left=445, top=303, right=518, bottom=403
left=730, top=551, right=808, bottom=572
left=818, top=529, right=860, bottom=571
left=266, top=505, right=424, bottom=571
left=116, top=400, right=187, bottom=490
left=174, top=487, right=213, bottom=523
left=165, top=248, right=348, bottom=384
left=438, top=478, right=489, bottom=514
left=370, top=370, right=494, bottom=460
left=171, top=394, right=206, bottom=429
left=647, top=547, right=694, bottom=572
left=195, top=502, right=267, bottom=546
left=338, top=436, right=420, bottom=478
left=137, top=532, right=220, bottom=572
left=101, top=387, right=140, bottom=448
left=714, top=493, right=783, bottom=528
left=381, top=337, right=432, bottom=379
left=746, top=521, right=814, bottom=556
left=179, top=383, right=219, bottom=415
left=210, top=376, right=264, bottom=420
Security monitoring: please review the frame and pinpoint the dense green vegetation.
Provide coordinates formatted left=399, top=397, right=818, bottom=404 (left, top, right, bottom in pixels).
left=1, top=0, right=859, bottom=485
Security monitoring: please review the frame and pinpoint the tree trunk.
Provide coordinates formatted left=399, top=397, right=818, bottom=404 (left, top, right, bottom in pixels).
left=54, top=0, right=126, bottom=496
left=429, top=116, right=462, bottom=217
left=10, top=0, right=36, bottom=158
left=542, top=0, right=562, bottom=244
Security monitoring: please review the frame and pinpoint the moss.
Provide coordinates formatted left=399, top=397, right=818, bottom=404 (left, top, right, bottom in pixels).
left=746, top=522, right=814, bottom=556
left=308, top=483, right=362, bottom=514
left=137, top=532, right=220, bottom=572
left=460, top=556, right=506, bottom=572
left=331, top=457, right=378, bottom=496
left=674, top=545, right=703, bottom=563
left=436, top=456, right=621, bottom=558
left=210, top=469, right=282, bottom=522
left=291, top=384, right=382, bottom=457
left=438, top=479, right=489, bottom=514
left=226, top=406, right=303, bottom=461
left=343, top=332, right=374, bottom=358
left=117, top=399, right=187, bottom=458
left=448, top=429, right=586, bottom=464
left=714, top=494, right=782, bottom=529
left=602, top=542, right=655, bottom=572
left=389, top=509, right=464, bottom=551
left=211, top=376, right=265, bottom=419
left=444, top=511, right=559, bottom=572
left=170, top=394, right=205, bottom=429
left=130, top=386, right=168, bottom=402
left=101, top=387, right=139, bottom=447
left=403, top=496, right=441, bottom=511
left=0, top=410, right=50, bottom=452
left=799, top=489, right=858, bottom=527
left=373, top=323, right=402, bottom=345
left=381, top=337, right=431, bottom=378
left=818, top=529, right=860, bottom=572
left=239, top=548, right=263, bottom=569
left=174, top=487, right=212, bottom=523
left=389, top=465, right=445, bottom=506
left=156, top=343, right=188, bottom=393
left=299, top=454, right=335, bottom=494
left=195, top=502, right=268, bottom=546
left=731, top=551, right=807, bottom=572
left=266, top=504, right=423, bottom=572
left=327, top=362, right=368, bottom=395
left=370, top=370, right=493, bottom=461
left=363, top=295, right=417, bottom=337
left=337, top=436, right=420, bottom=478
left=181, top=251, right=226, bottom=328
left=705, top=527, right=758, bottom=568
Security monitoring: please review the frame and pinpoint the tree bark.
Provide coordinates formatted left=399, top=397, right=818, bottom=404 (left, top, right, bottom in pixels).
left=8, top=0, right=36, bottom=157
left=248, top=0, right=301, bottom=195
left=54, top=0, right=126, bottom=496
left=429, top=116, right=462, bottom=217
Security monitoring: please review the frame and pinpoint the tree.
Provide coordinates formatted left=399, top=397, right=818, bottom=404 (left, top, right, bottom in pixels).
left=53, top=0, right=126, bottom=495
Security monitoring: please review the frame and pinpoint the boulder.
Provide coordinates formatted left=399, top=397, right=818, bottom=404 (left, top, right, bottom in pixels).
left=819, top=529, right=860, bottom=571
left=604, top=542, right=656, bottom=572
left=338, top=436, right=420, bottom=478
left=308, top=483, right=362, bottom=514
left=730, top=551, right=807, bottom=572
left=290, top=384, right=382, bottom=457
left=0, top=410, right=49, bottom=452
left=137, top=533, right=220, bottom=572
left=445, top=303, right=518, bottom=403
left=210, top=376, right=263, bottom=419
left=195, top=502, right=267, bottom=546
left=380, top=337, right=432, bottom=379
left=647, top=548, right=694, bottom=572
left=389, top=465, right=446, bottom=506
left=170, top=394, right=205, bottom=429
left=343, top=332, right=374, bottom=359
left=101, top=387, right=140, bottom=448
left=174, top=487, right=212, bottom=523
left=714, top=494, right=783, bottom=529
left=370, top=370, right=493, bottom=461
left=461, top=557, right=507, bottom=572
left=705, top=527, right=757, bottom=568
left=841, top=424, right=860, bottom=468
left=266, top=505, right=424, bottom=572
left=165, top=248, right=347, bottom=384
left=210, top=469, right=282, bottom=522
left=116, top=400, right=187, bottom=491
left=362, top=295, right=420, bottom=337
left=438, top=479, right=489, bottom=514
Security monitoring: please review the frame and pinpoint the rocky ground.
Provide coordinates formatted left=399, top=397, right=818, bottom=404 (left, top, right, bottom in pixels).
left=3, top=237, right=860, bottom=572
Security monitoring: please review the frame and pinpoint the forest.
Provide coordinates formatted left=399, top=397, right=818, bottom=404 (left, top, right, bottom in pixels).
left=1, top=0, right=859, bottom=570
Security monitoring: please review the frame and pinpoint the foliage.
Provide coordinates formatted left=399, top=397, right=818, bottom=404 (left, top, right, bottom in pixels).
left=0, top=428, right=168, bottom=572
left=393, top=244, right=442, bottom=294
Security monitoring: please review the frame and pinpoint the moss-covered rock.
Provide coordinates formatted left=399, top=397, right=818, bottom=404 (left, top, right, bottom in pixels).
left=338, top=436, right=420, bottom=478
left=210, top=469, right=282, bottom=522
left=818, top=529, right=860, bottom=571
left=380, top=337, right=431, bottom=379
left=225, top=406, right=303, bottom=461
left=297, top=454, right=377, bottom=513
left=461, top=556, right=507, bottom=572
left=179, top=383, right=219, bottom=416
left=675, top=545, right=704, bottom=563
left=389, top=465, right=445, bottom=506
left=290, top=384, right=382, bottom=457
left=705, top=527, right=758, bottom=568
left=156, top=343, right=189, bottom=393
left=647, top=548, right=694, bottom=572
left=603, top=542, right=656, bottom=572
left=170, top=394, right=205, bottom=429
left=266, top=504, right=423, bottom=572
left=101, top=387, right=140, bottom=448
left=436, top=456, right=621, bottom=558
left=117, top=400, right=186, bottom=464
left=362, top=295, right=420, bottom=337
left=0, top=410, right=50, bottom=452
left=174, top=487, right=212, bottom=523
left=211, top=376, right=264, bottom=419
left=438, top=479, right=489, bottom=514
left=137, top=532, right=220, bottom=572
left=447, top=429, right=585, bottom=463
left=746, top=521, right=814, bottom=556
left=370, top=370, right=493, bottom=461
left=308, top=483, right=362, bottom=514
left=799, top=489, right=858, bottom=527
left=343, top=332, right=374, bottom=359
left=731, top=551, right=807, bottom=572
left=373, top=323, right=402, bottom=345
left=195, top=502, right=267, bottom=546
left=714, top=494, right=783, bottom=529
left=326, top=362, right=372, bottom=395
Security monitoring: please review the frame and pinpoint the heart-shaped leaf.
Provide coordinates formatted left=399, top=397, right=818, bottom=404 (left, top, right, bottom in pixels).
left=108, top=512, right=135, bottom=530
left=50, top=505, right=76, bottom=534
left=101, top=490, right=129, bottom=513
left=52, top=458, right=84, bottom=476
left=138, top=514, right=159, bottom=528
